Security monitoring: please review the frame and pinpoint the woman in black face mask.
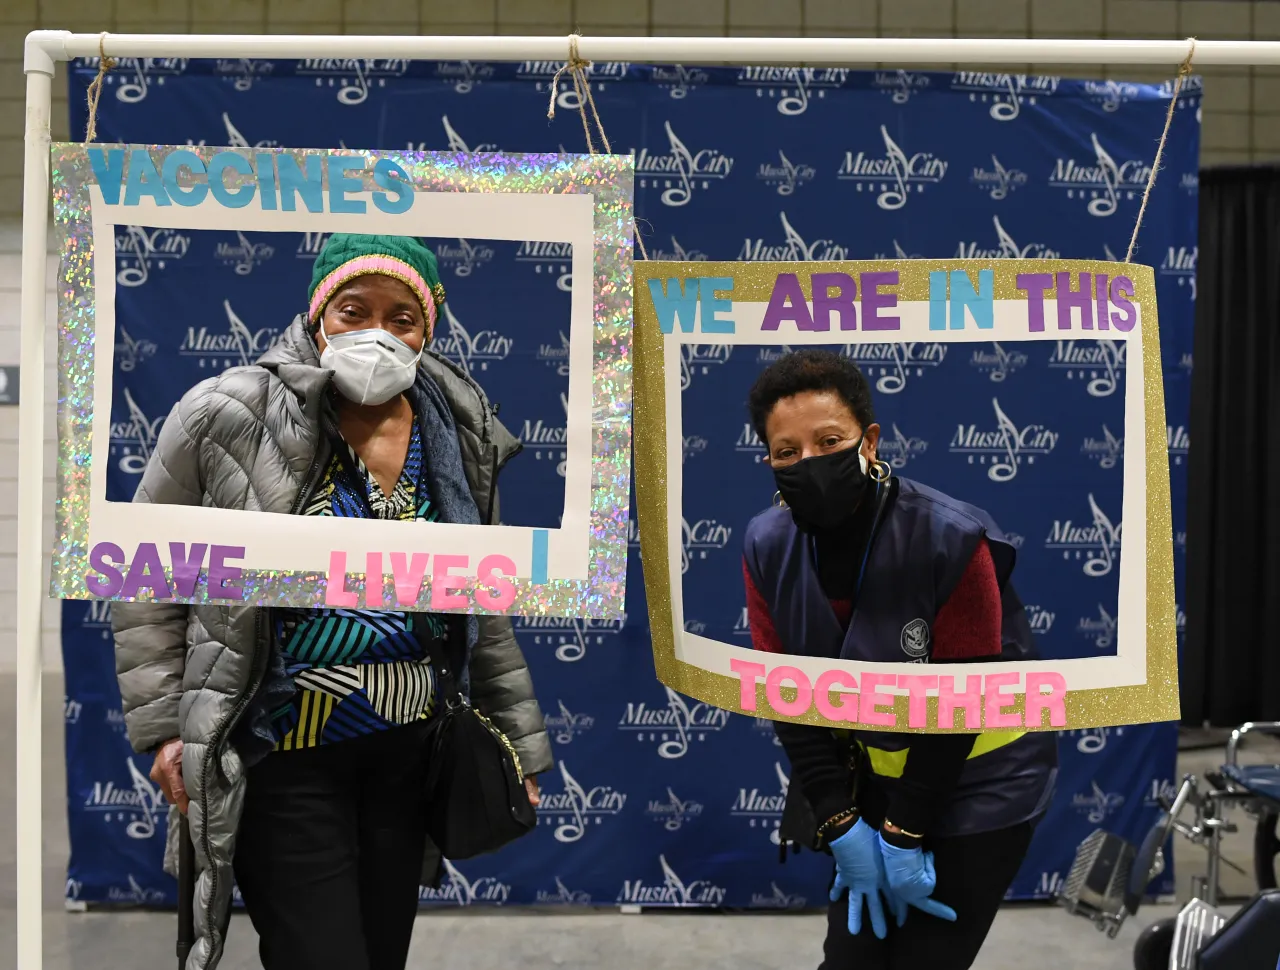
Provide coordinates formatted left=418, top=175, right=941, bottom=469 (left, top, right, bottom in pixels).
left=741, top=349, right=1058, bottom=970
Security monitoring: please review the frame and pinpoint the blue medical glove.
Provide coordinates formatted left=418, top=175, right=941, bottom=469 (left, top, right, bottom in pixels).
left=878, top=836, right=958, bottom=922
left=829, top=820, right=890, bottom=939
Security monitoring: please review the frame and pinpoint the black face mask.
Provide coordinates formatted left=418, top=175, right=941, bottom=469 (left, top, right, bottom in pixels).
left=771, top=441, right=869, bottom=532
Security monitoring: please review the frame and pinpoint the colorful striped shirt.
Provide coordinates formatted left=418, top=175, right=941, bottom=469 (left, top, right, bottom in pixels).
left=270, top=417, right=445, bottom=751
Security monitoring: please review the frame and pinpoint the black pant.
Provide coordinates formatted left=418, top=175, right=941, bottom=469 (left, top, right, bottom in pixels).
left=233, top=721, right=432, bottom=970
left=819, top=821, right=1034, bottom=970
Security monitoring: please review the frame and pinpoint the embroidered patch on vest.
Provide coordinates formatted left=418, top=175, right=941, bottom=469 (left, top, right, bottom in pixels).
left=900, top=618, right=931, bottom=659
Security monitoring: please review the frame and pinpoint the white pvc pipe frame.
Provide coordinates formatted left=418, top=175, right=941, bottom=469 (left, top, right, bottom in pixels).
left=17, top=27, right=1280, bottom=966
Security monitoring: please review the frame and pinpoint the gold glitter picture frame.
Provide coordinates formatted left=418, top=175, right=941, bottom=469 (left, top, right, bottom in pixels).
left=633, top=259, right=1177, bottom=733
left=50, top=144, right=634, bottom=620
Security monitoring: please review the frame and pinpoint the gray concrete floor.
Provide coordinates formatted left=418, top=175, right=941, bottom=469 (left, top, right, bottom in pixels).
left=2, top=672, right=1277, bottom=970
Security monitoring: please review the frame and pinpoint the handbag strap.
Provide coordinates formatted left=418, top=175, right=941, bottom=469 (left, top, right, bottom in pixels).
left=413, top=620, right=464, bottom=708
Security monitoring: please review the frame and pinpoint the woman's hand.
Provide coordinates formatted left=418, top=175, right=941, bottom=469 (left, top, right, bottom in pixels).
left=878, top=836, right=957, bottom=923
left=524, top=775, right=541, bottom=807
left=150, top=738, right=189, bottom=815
left=829, top=819, right=891, bottom=939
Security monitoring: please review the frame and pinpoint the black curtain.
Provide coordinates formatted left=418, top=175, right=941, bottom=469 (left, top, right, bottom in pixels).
left=1182, top=166, right=1280, bottom=726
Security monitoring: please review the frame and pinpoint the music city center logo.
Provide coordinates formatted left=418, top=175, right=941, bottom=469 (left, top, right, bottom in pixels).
left=83, top=56, right=188, bottom=103
left=1048, top=340, right=1126, bottom=397
left=535, top=877, right=593, bottom=905
left=514, top=615, right=625, bottom=663
left=296, top=58, right=410, bottom=105
left=731, top=762, right=789, bottom=845
left=519, top=59, right=630, bottom=110
left=1161, top=245, right=1198, bottom=300
left=419, top=860, right=511, bottom=906
left=82, top=599, right=112, bottom=641
left=433, top=304, right=513, bottom=374
left=617, top=855, right=727, bottom=907
left=1072, top=781, right=1125, bottom=824
left=872, top=70, right=931, bottom=104
left=110, top=387, right=164, bottom=477
left=843, top=342, right=948, bottom=395
left=432, top=60, right=497, bottom=94
left=956, top=215, right=1060, bottom=259
left=82, top=757, right=166, bottom=840
left=1049, top=133, right=1151, bottom=217
left=1024, top=604, right=1055, bottom=635
left=651, top=64, right=712, bottom=99
left=1046, top=493, right=1122, bottom=577
left=950, top=398, right=1058, bottom=482
left=63, top=696, right=82, bottom=725
left=647, top=236, right=709, bottom=261
left=751, top=884, right=809, bottom=909
left=969, top=342, right=1028, bottom=382
left=543, top=701, right=596, bottom=744
left=106, top=874, right=168, bottom=906
left=213, top=58, right=275, bottom=91
left=681, top=516, right=732, bottom=574
left=679, top=344, right=733, bottom=391
left=519, top=391, right=568, bottom=477
left=877, top=423, right=928, bottom=469
left=633, top=122, right=734, bottom=207
left=1065, top=726, right=1127, bottom=755
left=180, top=300, right=283, bottom=370
left=537, top=762, right=627, bottom=843
left=682, top=435, right=709, bottom=462
left=837, top=125, right=948, bottom=210
left=214, top=230, right=275, bottom=276
left=646, top=788, right=706, bottom=831
left=536, top=331, right=570, bottom=376
left=115, top=226, right=190, bottom=288
left=753, top=717, right=783, bottom=747
left=1081, top=426, right=1125, bottom=470
left=515, top=239, right=573, bottom=292
left=434, top=238, right=496, bottom=278
left=1083, top=80, right=1143, bottom=113
left=617, top=686, right=731, bottom=759
left=950, top=71, right=1060, bottom=121
left=757, top=151, right=817, bottom=196
left=1077, top=604, right=1117, bottom=650
left=740, top=211, right=850, bottom=262
left=432, top=115, right=496, bottom=153
left=737, top=66, right=851, bottom=116
left=735, top=423, right=767, bottom=463
left=1145, top=777, right=1180, bottom=809
left=116, top=326, right=157, bottom=373
left=969, top=156, right=1030, bottom=200
left=181, top=112, right=279, bottom=150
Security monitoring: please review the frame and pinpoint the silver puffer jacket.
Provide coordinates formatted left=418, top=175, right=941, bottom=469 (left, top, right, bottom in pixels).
left=111, top=318, right=553, bottom=970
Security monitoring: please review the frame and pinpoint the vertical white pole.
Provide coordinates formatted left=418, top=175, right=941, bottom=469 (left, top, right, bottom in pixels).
left=18, top=48, right=54, bottom=970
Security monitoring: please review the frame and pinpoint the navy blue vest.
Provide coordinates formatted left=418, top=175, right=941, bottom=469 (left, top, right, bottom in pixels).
left=744, top=476, right=1058, bottom=836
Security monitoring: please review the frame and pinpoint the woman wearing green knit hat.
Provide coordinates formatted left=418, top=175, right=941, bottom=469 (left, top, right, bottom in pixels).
left=111, top=233, right=552, bottom=970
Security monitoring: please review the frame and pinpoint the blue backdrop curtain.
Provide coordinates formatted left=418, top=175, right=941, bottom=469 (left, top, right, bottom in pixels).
left=62, top=60, right=1197, bottom=908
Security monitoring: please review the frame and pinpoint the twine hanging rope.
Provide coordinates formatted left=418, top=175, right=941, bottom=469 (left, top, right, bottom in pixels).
left=1125, top=37, right=1197, bottom=263
left=548, top=34, right=649, bottom=260
left=83, top=33, right=116, bottom=144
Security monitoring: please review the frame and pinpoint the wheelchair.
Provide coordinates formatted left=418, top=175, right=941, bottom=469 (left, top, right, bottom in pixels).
left=1057, top=721, right=1280, bottom=970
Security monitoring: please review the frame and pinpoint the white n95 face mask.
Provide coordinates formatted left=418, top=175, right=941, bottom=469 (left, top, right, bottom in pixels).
left=318, top=319, right=423, bottom=406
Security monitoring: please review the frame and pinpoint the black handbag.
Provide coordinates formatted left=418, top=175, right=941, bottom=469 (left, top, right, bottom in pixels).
left=420, top=631, right=536, bottom=860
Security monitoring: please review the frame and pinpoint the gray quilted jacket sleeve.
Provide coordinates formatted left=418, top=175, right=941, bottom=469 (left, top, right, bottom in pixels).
left=468, top=486, right=553, bottom=776
left=110, top=383, right=211, bottom=754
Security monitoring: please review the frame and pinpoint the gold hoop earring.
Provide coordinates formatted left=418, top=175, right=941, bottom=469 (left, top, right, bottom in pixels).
left=870, top=460, right=892, bottom=483
left=773, top=491, right=787, bottom=509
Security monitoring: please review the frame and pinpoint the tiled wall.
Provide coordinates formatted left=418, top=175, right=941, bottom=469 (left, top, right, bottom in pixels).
left=0, top=0, right=1275, bottom=669
left=1, top=0, right=1279, bottom=216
